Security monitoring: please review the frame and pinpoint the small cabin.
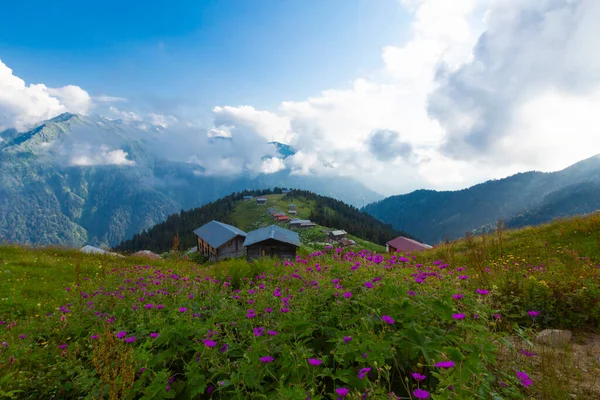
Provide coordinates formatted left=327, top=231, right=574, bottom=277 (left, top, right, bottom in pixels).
left=288, top=203, right=296, bottom=211
left=244, top=225, right=300, bottom=261
left=243, top=195, right=253, bottom=201
left=300, top=222, right=316, bottom=228
left=288, top=210, right=297, bottom=216
left=290, top=219, right=311, bottom=228
left=328, top=230, right=347, bottom=242
left=193, top=220, right=247, bottom=262
left=282, top=189, right=291, bottom=194
left=256, top=197, right=267, bottom=205
left=386, top=236, right=432, bottom=253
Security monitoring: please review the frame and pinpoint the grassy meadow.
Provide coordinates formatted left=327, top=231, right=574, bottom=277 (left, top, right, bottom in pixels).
left=1, top=212, right=600, bottom=399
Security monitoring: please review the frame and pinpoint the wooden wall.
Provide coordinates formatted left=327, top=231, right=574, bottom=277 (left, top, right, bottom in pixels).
left=246, top=239, right=297, bottom=262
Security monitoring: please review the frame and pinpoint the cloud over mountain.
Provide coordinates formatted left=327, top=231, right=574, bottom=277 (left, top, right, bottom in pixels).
left=0, top=59, right=91, bottom=131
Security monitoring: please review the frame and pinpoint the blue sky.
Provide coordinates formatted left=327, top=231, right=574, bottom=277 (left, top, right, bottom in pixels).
left=0, top=0, right=409, bottom=114
left=1, top=0, right=598, bottom=195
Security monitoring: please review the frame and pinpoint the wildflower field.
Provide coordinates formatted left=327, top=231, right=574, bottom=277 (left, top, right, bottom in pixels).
left=1, top=212, right=600, bottom=399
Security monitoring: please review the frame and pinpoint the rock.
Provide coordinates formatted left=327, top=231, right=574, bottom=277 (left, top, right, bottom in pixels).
left=131, top=250, right=161, bottom=260
left=534, top=329, right=573, bottom=348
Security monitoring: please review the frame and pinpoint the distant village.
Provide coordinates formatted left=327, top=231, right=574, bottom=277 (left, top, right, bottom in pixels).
left=82, top=193, right=432, bottom=263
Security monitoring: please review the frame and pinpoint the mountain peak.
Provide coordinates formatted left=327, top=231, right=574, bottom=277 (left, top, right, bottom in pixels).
left=48, top=112, right=81, bottom=124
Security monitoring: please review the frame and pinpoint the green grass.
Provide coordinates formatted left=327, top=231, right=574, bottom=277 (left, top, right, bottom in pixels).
left=230, top=193, right=316, bottom=231
left=1, top=212, right=600, bottom=399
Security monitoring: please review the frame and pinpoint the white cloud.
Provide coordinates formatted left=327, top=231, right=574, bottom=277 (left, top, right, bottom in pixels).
left=70, top=145, right=135, bottom=166
left=0, top=59, right=93, bottom=131
left=148, top=113, right=178, bottom=128
left=108, top=106, right=143, bottom=122
left=93, top=95, right=128, bottom=103
left=207, top=0, right=600, bottom=195
left=259, top=157, right=286, bottom=174
left=46, top=85, right=91, bottom=115
left=107, top=106, right=178, bottom=128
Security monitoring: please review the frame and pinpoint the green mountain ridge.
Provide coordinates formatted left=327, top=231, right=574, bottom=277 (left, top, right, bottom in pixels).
left=115, top=188, right=409, bottom=254
left=0, top=114, right=382, bottom=248
left=363, top=154, right=600, bottom=243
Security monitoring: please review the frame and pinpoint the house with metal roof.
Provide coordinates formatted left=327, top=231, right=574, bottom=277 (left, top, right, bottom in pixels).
left=193, top=220, right=247, bottom=262
left=256, top=197, right=267, bottom=205
left=244, top=225, right=300, bottom=261
left=243, top=195, right=254, bottom=200
left=386, top=236, right=432, bottom=253
left=328, top=230, right=347, bottom=242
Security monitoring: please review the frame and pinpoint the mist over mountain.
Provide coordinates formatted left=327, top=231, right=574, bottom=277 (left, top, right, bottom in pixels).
left=0, top=113, right=382, bottom=247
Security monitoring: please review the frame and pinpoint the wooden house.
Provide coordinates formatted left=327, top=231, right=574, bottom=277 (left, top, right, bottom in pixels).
left=244, top=225, right=300, bottom=261
left=328, top=230, right=347, bottom=242
left=256, top=197, right=267, bottom=205
left=243, top=195, right=253, bottom=201
left=288, top=203, right=296, bottom=211
left=290, top=219, right=311, bottom=228
left=288, top=210, right=297, bottom=216
left=193, top=220, right=247, bottom=262
left=386, top=236, right=432, bottom=253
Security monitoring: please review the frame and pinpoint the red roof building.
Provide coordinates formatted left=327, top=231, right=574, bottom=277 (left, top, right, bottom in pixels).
left=277, top=215, right=290, bottom=221
left=386, top=236, right=432, bottom=253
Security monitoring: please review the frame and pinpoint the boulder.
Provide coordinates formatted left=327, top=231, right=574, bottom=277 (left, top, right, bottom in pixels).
left=534, top=329, right=573, bottom=348
left=131, top=250, right=161, bottom=260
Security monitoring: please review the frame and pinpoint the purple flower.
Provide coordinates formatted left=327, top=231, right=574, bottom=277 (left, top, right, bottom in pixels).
left=267, top=330, right=278, bottom=336
left=59, top=344, right=68, bottom=349
left=254, top=327, right=265, bottom=337
left=358, top=367, right=371, bottom=379
left=435, top=361, right=455, bottom=368
left=452, top=313, right=465, bottom=320
left=260, top=355, right=274, bottom=363
left=125, top=336, right=136, bottom=343
left=343, top=335, right=353, bottom=343
left=219, top=343, right=229, bottom=353
left=335, top=388, right=349, bottom=397
left=18, top=334, right=26, bottom=339
left=458, top=275, right=469, bottom=280
left=265, top=307, right=273, bottom=313
left=364, top=282, right=374, bottom=289
left=116, top=331, right=127, bottom=339
left=179, top=307, right=187, bottom=313
left=413, top=388, right=430, bottom=399
left=382, top=315, right=395, bottom=325
left=150, top=332, right=159, bottom=338
left=516, top=371, right=533, bottom=387
left=520, top=349, right=535, bottom=357
left=494, top=313, right=501, bottom=319
left=90, top=334, right=99, bottom=340
left=156, top=304, right=164, bottom=309
left=202, top=339, right=216, bottom=348
left=476, top=289, right=489, bottom=295
left=144, top=303, right=154, bottom=309
left=412, top=372, right=426, bottom=381
left=528, top=310, right=539, bottom=317
left=308, top=358, right=323, bottom=366
left=452, top=294, right=464, bottom=299
left=343, top=292, right=352, bottom=298
left=280, top=307, right=290, bottom=313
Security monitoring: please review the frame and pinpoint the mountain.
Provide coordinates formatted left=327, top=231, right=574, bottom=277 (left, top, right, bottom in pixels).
left=0, top=113, right=382, bottom=248
left=114, top=189, right=408, bottom=254
left=363, top=154, right=600, bottom=244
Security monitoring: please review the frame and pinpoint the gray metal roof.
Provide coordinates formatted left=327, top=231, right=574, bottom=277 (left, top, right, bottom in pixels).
left=290, top=219, right=311, bottom=224
left=193, top=220, right=247, bottom=249
left=331, top=230, right=347, bottom=236
left=243, top=225, right=301, bottom=247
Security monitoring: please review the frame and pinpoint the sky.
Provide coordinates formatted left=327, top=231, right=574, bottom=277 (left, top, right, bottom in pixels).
left=1, top=0, right=600, bottom=196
